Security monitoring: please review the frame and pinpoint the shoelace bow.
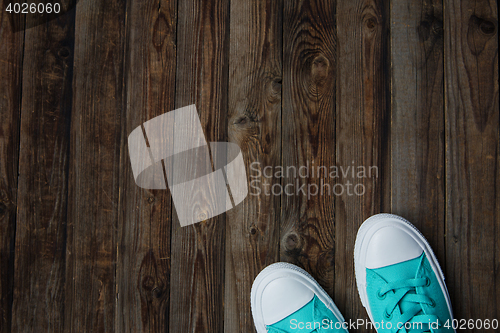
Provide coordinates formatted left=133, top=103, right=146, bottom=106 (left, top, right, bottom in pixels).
left=378, top=277, right=440, bottom=333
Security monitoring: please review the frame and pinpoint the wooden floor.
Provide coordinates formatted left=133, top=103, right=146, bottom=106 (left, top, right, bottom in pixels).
left=0, top=0, right=498, bottom=332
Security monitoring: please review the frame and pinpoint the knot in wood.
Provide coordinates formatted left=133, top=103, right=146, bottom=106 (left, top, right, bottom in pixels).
left=469, top=15, right=497, bottom=36
left=418, top=16, right=443, bottom=42
left=0, top=202, right=6, bottom=217
left=468, top=15, right=497, bottom=56
left=365, top=17, right=377, bottom=30
left=311, top=55, right=329, bottom=85
left=142, top=276, right=155, bottom=291
left=58, top=47, right=71, bottom=58
left=153, top=13, right=170, bottom=51
left=284, top=233, right=299, bottom=251
left=152, top=287, right=163, bottom=299
left=479, top=20, right=496, bottom=35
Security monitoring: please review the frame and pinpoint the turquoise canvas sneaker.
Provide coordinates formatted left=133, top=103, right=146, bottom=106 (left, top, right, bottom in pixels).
left=354, top=214, right=456, bottom=332
left=251, top=262, right=349, bottom=333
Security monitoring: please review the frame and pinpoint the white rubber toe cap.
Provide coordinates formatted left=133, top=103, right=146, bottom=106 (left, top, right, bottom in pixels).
left=251, top=262, right=345, bottom=333
left=261, top=277, right=314, bottom=325
left=365, top=226, right=423, bottom=269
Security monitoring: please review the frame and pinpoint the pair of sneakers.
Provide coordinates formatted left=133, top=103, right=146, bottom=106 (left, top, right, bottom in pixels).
left=251, top=214, right=456, bottom=332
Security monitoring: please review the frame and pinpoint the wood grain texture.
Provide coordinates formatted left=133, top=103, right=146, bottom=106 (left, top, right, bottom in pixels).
left=444, top=0, right=499, bottom=326
left=0, top=2, right=23, bottom=332
left=11, top=6, right=75, bottom=332
left=335, top=0, right=389, bottom=328
left=225, top=0, right=282, bottom=331
left=63, top=0, right=125, bottom=331
left=281, top=0, right=336, bottom=295
left=2, top=0, right=500, bottom=331
left=390, top=0, right=445, bottom=257
left=117, top=0, right=177, bottom=332
left=168, top=0, right=229, bottom=331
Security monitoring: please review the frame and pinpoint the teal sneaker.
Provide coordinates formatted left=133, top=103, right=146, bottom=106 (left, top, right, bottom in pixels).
left=251, top=262, right=349, bottom=332
left=354, top=214, right=456, bottom=332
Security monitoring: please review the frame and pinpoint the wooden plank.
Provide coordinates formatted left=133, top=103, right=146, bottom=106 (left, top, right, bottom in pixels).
left=225, top=0, right=282, bottom=331
left=280, top=0, right=336, bottom=295
left=116, top=0, right=177, bottom=331
left=335, top=0, right=389, bottom=325
left=0, top=3, right=24, bottom=332
left=63, top=0, right=126, bottom=331
left=444, top=0, right=498, bottom=326
left=11, top=6, right=75, bottom=332
left=390, top=0, right=445, bottom=257
left=168, top=0, right=229, bottom=331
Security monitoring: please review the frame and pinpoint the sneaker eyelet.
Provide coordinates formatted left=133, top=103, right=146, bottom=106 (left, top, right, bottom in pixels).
left=429, top=299, right=436, bottom=307
left=424, top=277, right=431, bottom=287
left=377, top=290, right=386, bottom=300
left=384, top=311, right=393, bottom=320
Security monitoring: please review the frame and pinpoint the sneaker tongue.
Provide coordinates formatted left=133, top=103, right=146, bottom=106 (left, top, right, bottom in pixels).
left=372, top=253, right=422, bottom=281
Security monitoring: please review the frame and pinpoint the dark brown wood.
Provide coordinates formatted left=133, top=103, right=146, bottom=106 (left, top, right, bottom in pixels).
left=0, top=2, right=23, bottom=332
left=11, top=6, right=74, bottom=332
left=168, top=0, right=229, bottom=332
left=335, top=0, right=389, bottom=329
left=281, top=0, right=336, bottom=295
left=444, top=0, right=499, bottom=327
left=2, top=0, right=500, bottom=331
left=225, top=0, right=282, bottom=331
left=117, top=0, right=177, bottom=331
left=390, top=0, right=445, bottom=258
left=63, top=1, right=126, bottom=331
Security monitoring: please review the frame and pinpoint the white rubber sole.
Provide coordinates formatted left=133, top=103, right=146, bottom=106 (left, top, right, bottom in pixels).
left=251, top=262, right=345, bottom=333
left=354, top=213, right=454, bottom=331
